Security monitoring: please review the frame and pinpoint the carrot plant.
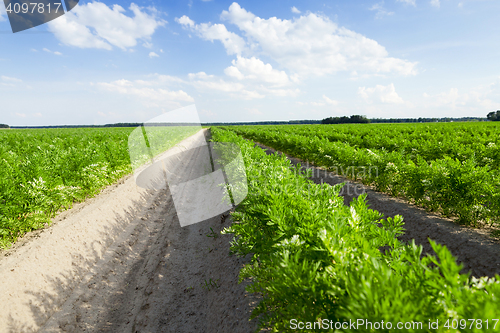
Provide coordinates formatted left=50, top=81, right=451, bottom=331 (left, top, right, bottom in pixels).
left=0, top=128, right=136, bottom=248
left=0, top=126, right=200, bottom=249
left=212, top=127, right=500, bottom=333
left=225, top=122, right=500, bottom=227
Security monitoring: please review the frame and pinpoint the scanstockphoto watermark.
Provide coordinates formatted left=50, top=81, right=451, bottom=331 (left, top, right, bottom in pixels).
left=289, top=318, right=499, bottom=331
left=2, top=0, right=79, bottom=33
left=252, top=161, right=378, bottom=184
left=291, top=161, right=379, bottom=181
left=128, top=105, right=248, bottom=227
left=251, top=178, right=367, bottom=198
left=290, top=318, right=425, bottom=331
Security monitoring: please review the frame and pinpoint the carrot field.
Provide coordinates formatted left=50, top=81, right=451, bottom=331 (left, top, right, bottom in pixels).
left=212, top=126, right=500, bottom=332
left=0, top=126, right=199, bottom=249
left=223, top=122, right=500, bottom=228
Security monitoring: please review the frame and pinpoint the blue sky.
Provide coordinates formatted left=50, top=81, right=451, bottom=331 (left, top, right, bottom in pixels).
left=1, top=0, right=500, bottom=125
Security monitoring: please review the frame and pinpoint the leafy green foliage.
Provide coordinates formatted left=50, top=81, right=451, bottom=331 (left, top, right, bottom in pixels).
left=211, top=126, right=500, bottom=333
left=0, top=126, right=200, bottom=249
left=0, top=128, right=136, bottom=248
left=224, top=122, right=500, bottom=226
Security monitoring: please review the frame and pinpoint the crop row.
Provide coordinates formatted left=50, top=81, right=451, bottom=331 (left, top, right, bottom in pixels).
left=224, top=123, right=500, bottom=226
left=211, top=127, right=500, bottom=332
left=0, top=126, right=199, bottom=249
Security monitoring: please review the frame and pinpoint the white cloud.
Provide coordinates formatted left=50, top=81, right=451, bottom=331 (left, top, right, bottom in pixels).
left=48, top=2, right=165, bottom=50
left=98, top=79, right=194, bottom=108
left=369, top=2, right=395, bottom=19
left=176, top=15, right=194, bottom=27
left=419, top=78, right=500, bottom=113
left=430, top=0, right=440, bottom=7
left=298, top=95, right=339, bottom=107
left=323, top=95, right=338, bottom=106
left=224, top=56, right=291, bottom=86
left=1, top=76, right=22, bottom=83
left=423, top=88, right=462, bottom=108
left=176, top=15, right=246, bottom=55
left=186, top=71, right=265, bottom=100
left=216, top=3, right=416, bottom=77
left=149, top=51, right=159, bottom=58
left=43, top=48, right=63, bottom=56
left=258, top=86, right=300, bottom=97
left=397, top=0, right=416, bottom=6
left=15, top=113, right=26, bottom=118
left=224, top=66, right=245, bottom=80
left=186, top=65, right=299, bottom=98
left=291, top=6, right=301, bottom=14
left=188, top=72, right=215, bottom=80
left=1, top=76, right=23, bottom=87
left=0, top=3, right=6, bottom=22
left=358, top=83, right=405, bottom=104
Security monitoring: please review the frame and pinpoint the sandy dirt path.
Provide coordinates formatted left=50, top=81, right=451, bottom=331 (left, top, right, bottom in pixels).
left=253, top=141, right=500, bottom=278
left=0, top=129, right=258, bottom=333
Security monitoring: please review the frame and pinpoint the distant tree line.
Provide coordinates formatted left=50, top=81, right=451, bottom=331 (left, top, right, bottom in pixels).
left=7, top=114, right=495, bottom=130
left=321, top=115, right=369, bottom=124
left=370, top=117, right=487, bottom=123
left=11, top=122, right=199, bottom=129
left=204, top=120, right=322, bottom=126
left=487, top=110, right=500, bottom=121
left=102, top=122, right=142, bottom=127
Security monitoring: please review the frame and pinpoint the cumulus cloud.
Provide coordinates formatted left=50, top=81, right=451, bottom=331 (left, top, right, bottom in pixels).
left=224, top=56, right=291, bottom=86
left=187, top=72, right=264, bottom=100
left=186, top=69, right=298, bottom=99
left=291, top=6, right=301, bottom=14
left=420, top=78, right=500, bottom=113
left=422, top=87, right=493, bottom=110
left=430, top=0, right=440, bottom=8
left=370, top=2, right=395, bottom=19
left=149, top=51, right=159, bottom=58
left=323, top=95, right=339, bottom=106
left=48, top=2, right=165, bottom=50
left=358, top=83, right=405, bottom=104
left=423, top=88, right=462, bottom=108
left=98, top=79, right=193, bottom=108
left=299, top=95, right=339, bottom=107
left=397, top=0, right=416, bottom=6
left=43, top=48, right=63, bottom=55
left=176, top=15, right=246, bottom=55
left=214, top=3, right=416, bottom=77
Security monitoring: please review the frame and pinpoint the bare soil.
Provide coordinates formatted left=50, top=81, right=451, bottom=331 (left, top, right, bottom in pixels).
left=2, top=131, right=500, bottom=333
left=0, top=130, right=259, bottom=333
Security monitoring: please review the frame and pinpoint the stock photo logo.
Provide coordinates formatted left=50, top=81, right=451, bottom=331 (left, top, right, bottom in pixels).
left=128, top=105, right=248, bottom=227
left=2, top=0, right=79, bottom=33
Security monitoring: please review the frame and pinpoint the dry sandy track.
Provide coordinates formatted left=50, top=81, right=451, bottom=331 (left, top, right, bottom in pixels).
left=4, top=129, right=500, bottom=333
left=0, top=130, right=258, bottom=333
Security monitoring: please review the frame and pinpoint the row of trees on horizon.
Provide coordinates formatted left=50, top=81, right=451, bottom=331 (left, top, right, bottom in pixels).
left=1, top=111, right=499, bottom=129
